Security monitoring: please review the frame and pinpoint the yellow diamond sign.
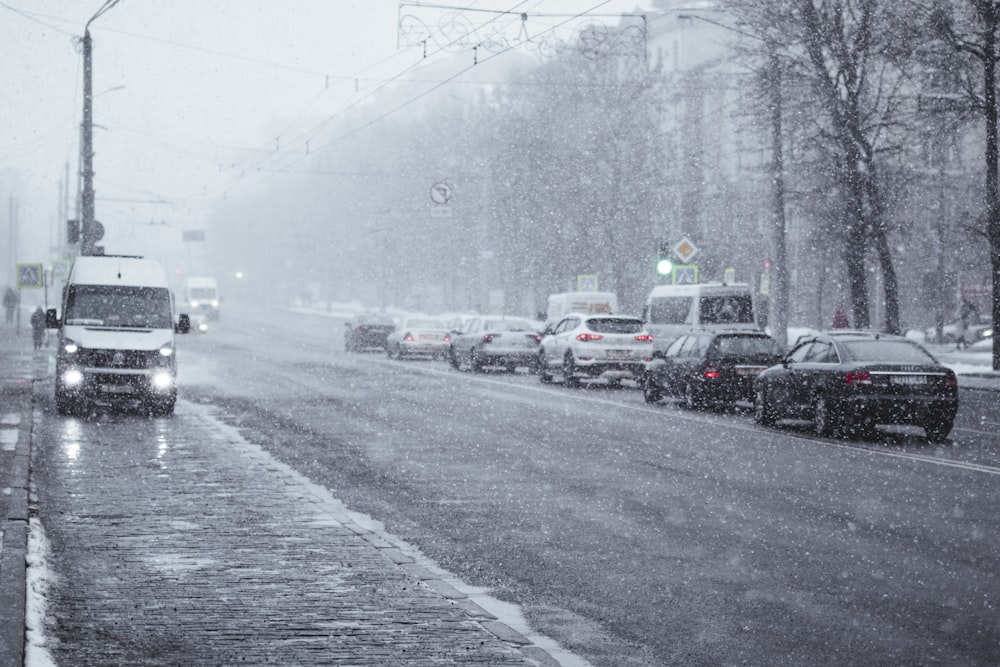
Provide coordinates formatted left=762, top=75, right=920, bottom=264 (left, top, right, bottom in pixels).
left=673, top=236, right=699, bottom=263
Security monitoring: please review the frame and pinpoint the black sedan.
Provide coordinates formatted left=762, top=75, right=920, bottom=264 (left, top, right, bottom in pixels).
left=643, top=330, right=784, bottom=409
left=752, top=332, right=959, bottom=441
left=344, top=313, right=395, bottom=352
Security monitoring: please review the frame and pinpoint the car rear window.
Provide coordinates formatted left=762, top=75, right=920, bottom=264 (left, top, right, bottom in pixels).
left=408, top=318, right=445, bottom=329
left=485, top=319, right=534, bottom=332
left=715, top=336, right=782, bottom=357
left=841, top=340, right=937, bottom=364
left=586, top=318, right=644, bottom=334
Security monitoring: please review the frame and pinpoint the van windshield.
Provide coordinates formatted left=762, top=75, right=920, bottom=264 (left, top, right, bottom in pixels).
left=65, top=285, right=173, bottom=328
left=649, top=297, right=693, bottom=324
left=189, top=287, right=216, bottom=299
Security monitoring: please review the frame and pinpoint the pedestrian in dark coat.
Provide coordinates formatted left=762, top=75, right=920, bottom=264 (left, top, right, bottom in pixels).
left=30, top=307, right=45, bottom=350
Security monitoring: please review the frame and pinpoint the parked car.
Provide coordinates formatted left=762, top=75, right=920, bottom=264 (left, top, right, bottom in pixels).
left=644, top=330, right=784, bottom=409
left=538, top=313, right=653, bottom=386
left=448, top=316, right=541, bottom=372
left=924, top=315, right=992, bottom=345
left=385, top=317, right=450, bottom=360
left=344, top=313, right=395, bottom=352
left=752, top=332, right=959, bottom=442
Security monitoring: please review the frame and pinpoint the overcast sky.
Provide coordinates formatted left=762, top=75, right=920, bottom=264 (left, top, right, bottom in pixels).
left=2, top=0, right=651, bottom=267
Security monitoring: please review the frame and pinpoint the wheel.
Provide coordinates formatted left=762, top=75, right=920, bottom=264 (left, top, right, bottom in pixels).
left=538, top=352, right=553, bottom=383
left=753, top=388, right=776, bottom=426
left=448, top=347, right=460, bottom=370
left=149, top=397, right=176, bottom=417
left=683, top=381, right=701, bottom=410
left=924, top=419, right=953, bottom=443
left=643, top=377, right=662, bottom=403
left=386, top=345, right=395, bottom=359
left=55, top=392, right=76, bottom=416
left=470, top=350, right=484, bottom=373
left=813, top=396, right=840, bottom=437
left=563, top=353, right=580, bottom=387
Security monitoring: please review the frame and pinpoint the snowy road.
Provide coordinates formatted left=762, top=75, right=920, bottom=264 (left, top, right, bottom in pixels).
left=32, top=303, right=1000, bottom=666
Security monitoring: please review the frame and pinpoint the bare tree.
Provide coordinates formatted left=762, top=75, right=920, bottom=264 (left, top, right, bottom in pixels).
left=928, top=0, right=1000, bottom=369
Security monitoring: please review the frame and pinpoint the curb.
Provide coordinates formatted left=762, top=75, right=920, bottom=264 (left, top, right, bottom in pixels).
left=0, top=381, right=33, bottom=667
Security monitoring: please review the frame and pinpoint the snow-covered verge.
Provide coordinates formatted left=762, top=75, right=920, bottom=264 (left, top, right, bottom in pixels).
left=25, top=517, right=56, bottom=667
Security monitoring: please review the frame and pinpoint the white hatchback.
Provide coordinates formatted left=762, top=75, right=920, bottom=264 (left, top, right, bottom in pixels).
left=538, top=313, right=653, bottom=386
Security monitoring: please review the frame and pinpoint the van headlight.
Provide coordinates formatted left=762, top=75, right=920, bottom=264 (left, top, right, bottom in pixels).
left=151, top=370, right=174, bottom=391
left=63, top=367, right=84, bottom=387
left=159, top=343, right=174, bottom=357
left=63, top=339, right=79, bottom=354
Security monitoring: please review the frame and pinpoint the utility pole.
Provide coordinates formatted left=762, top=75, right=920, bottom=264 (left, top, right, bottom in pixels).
left=79, top=0, right=122, bottom=256
left=80, top=26, right=96, bottom=255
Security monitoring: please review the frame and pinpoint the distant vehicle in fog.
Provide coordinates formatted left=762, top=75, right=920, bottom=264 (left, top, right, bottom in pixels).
left=386, top=317, right=450, bottom=360
left=182, top=276, right=221, bottom=320
left=344, top=313, right=395, bottom=352
left=448, top=316, right=541, bottom=372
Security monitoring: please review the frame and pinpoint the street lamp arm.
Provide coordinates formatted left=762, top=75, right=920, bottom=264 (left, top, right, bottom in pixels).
left=86, top=0, right=125, bottom=30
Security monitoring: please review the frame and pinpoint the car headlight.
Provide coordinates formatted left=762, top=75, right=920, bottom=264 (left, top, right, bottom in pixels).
left=63, top=338, right=79, bottom=354
left=159, top=343, right=174, bottom=357
left=197, top=321, right=208, bottom=333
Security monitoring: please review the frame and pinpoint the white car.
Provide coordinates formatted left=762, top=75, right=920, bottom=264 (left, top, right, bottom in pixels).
left=448, top=316, right=541, bottom=372
left=386, top=317, right=450, bottom=360
left=538, top=313, right=653, bottom=386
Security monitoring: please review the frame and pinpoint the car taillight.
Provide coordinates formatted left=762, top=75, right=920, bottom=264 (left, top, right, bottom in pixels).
left=634, top=334, right=654, bottom=343
left=355, top=327, right=365, bottom=334
left=846, top=371, right=872, bottom=386
left=576, top=333, right=603, bottom=342
left=443, top=334, right=450, bottom=343
left=704, top=364, right=719, bottom=379
left=482, top=334, right=495, bottom=343
left=944, top=370, right=957, bottom=389
left=529, top=334, right=541, bottom=343
left=404, top=333, right=414, bottom=342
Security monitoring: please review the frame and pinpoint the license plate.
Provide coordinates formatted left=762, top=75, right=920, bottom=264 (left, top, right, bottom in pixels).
left=100, top=384, right=133, bottom=394
left=418, top=334, right=440, bottom=341
left=606, top=350, right=631, bottom=359
left=736, top=366, right=765, bottom=376
left=891, top=375, right=926, bottom=385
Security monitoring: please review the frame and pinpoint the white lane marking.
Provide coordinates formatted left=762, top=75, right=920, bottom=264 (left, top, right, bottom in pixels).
left=374, top=357, right=1000, bottom=477
left=2, top=412, right=21, bottom=425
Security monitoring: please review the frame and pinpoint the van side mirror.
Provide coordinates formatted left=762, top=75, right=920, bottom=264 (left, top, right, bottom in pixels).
left=45, top=308, right=60, bottom=329
left=177, top=313, right=191, bottom=334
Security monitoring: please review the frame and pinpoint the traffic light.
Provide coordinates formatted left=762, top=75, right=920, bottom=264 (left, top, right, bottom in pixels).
left=67, top=219, right=80, bottom=244
left=656, top=241, right=673, bottom=276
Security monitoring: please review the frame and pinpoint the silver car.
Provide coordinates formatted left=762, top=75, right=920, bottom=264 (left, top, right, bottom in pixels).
left=448, top=316, right=541, bottom=373
left=538, top=313, right=654, bottom=386
left=386, top=317, right=450, bottom=360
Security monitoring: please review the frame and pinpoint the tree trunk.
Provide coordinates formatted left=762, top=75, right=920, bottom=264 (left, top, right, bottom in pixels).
left=983, top=1, right=1000, bottom=370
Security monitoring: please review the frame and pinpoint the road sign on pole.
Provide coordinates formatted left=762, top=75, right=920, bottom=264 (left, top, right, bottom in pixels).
left=16, top=263, right=44, bottom=289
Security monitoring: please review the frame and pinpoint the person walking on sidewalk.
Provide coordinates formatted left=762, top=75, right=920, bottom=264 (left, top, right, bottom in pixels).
left=3, top=286, right=16, bottom=324
left=31, top=306, right=46, bottom=350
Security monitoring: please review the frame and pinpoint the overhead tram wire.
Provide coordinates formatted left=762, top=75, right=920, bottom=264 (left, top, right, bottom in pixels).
left=213, top=0, right=532, bottom=183
left=184, top=0, right=619, bottom=213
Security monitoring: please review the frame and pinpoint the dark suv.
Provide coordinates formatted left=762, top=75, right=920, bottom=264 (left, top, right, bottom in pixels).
left=644, top=330, right=784, bottom=409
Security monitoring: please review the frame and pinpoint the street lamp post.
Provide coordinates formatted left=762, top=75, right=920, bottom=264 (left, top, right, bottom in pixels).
left=80, top=0, right=124, bottom=256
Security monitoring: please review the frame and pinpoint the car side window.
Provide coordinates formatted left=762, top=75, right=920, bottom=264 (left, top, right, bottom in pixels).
left=806, top=341, right=835, bottom=363
left=693, top=335, right=712, bottom=358
left=787, top=342, right=814, bottom=363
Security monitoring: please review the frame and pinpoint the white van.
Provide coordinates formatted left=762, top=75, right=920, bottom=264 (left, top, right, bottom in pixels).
left=641, top=282, right=758, bottom=349
left=545, top=291, right=618, bottom=325
left=182, top=276, right=220, bottom=320
left=46, top=255, right=191, bottom=415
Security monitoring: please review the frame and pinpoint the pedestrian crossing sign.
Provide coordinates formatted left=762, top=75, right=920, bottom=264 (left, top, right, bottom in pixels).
left=16, top=263, right=44, bottom=289
left=672, top=265, right=698, bottom=285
